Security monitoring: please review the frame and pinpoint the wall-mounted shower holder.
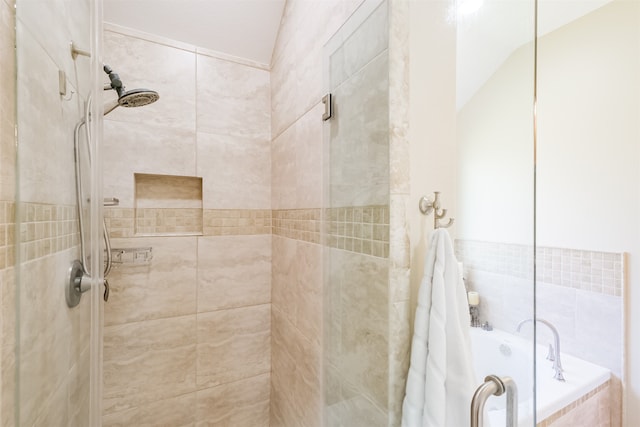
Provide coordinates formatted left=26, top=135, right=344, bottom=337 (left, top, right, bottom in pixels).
left=70, top=41, right=90, bottom=59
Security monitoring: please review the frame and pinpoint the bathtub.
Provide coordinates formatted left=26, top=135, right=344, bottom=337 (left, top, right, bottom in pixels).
left=469, top=327, right=610, bottom=426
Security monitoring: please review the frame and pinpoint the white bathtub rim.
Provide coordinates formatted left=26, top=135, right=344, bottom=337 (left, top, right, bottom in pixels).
left=470, top=327, right=611, bottom=425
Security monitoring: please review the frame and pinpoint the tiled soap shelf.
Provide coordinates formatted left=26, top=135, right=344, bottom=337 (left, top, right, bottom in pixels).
left=134, top=173, right=203, bottom=236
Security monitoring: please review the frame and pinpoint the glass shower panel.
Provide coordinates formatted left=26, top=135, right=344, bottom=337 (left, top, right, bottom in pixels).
left=454, top=0, right=537, bottom=424
left=323, top=0, right=390, bottom=425
left=14, top=0, right=102, bottom=424
left=535, top=0, right=635, bottom=424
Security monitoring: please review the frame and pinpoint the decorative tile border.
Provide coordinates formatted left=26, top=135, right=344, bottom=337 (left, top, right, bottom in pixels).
left=17, top=202, right=78, bottom=263
left=536, top=380, right=609, bottom=426
left=455, top=240, right=624, bottom=296
left=272, top=209, right=321, bottom=244
left=105, top=208, right=272, bottom=238
left=0, top=201, right=15, bottom=269
left=135, top=208, right=202, bottom=236
left=104, top=205, right=389, bottom=259
left=325, top=205, right=389, bottom=258
left=203, top=209, right=271, bottom=236
left=104, top=208, right=135, bottom=238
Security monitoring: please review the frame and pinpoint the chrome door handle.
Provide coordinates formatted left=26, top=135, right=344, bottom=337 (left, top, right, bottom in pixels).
left=470, top=375, right=518, bottom=427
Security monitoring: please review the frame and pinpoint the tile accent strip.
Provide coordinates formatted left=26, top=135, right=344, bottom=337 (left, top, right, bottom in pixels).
left=106, top=205, right=389, bottom=259
left=104, top=208, right=135, bottom=238
left=455, top=240, right=624, bottom=296
left=325, top=205, right=389, bottom=258
left=203, top=209, right=272, bottom=236
left=17, top=202, right=78, bottom=263
left=272, top=209, right=321, bottom=244
left=135, top=208, right=203, bottom=236
left=0, top=201, right=15, bottom=268
left=105, top=208, right=272, bottom=238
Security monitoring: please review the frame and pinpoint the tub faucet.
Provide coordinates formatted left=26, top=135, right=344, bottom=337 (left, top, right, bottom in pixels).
left=516, top=318, right=565, bottom=382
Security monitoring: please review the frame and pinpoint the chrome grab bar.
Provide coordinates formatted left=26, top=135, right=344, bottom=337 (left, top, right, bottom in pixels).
left=470, top=375, right=518, bottom=427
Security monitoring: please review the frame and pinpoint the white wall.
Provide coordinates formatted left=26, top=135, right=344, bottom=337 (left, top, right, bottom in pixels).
left=408, top=0, right=458, bottom=316
left=536, top=0, right=639, bottom=252
left=456, top=42, right=535, bottom=245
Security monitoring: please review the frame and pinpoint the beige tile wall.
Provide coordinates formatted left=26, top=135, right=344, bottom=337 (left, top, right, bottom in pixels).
left=102, top=27, right=273, bottom=425
left=269, top=1, right=415, bottom=426
left=537, top=380, right=612, bottom=427
left=269, top=1, right=372, bottom=426
left=0, top=0, right=15, bottom=206
left=325, top=249, right=389, bottom=423
left=5, top=0, right=94, bottom=423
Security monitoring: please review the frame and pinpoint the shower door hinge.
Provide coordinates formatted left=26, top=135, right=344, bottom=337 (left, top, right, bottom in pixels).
left=322, top=93, right=333, bottom=121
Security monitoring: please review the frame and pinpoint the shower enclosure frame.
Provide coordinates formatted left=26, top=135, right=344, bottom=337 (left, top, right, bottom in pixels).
left=89, top=0, right=105, bottom=422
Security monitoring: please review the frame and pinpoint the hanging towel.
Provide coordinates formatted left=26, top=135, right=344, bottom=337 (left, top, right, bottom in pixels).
left=401, top=228, right=477, bottom=427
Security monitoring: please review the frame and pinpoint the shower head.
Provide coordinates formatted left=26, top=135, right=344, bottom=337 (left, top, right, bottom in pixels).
left=118, top=88, right=159, bottom=108
left=103, top=64, right=159, bottom=116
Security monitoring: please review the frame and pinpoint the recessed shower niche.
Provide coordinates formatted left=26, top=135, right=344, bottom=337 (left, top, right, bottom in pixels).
left=134, top=173, right=203, bottom=236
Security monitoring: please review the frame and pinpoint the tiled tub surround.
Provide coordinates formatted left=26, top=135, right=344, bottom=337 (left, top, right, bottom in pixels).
left=455, top=239, right=623, bottom=372
left=456, top=240, right=624, bottom=296
left=456, top=239, right=623, bottom=425
left=537, top=381, right=612, bottom=427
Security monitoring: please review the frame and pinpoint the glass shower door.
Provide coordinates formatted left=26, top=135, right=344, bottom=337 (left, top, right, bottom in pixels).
left=13, top=0, right=103, bottom=424
left=408, top=0, right=538, bottom=425
left=323, top=0, right=391, bottom=425
left=454, top=0, right=537, bottom=424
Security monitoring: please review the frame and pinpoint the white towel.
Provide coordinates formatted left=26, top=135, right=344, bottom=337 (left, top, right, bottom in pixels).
left=401, top=228, right=477, bottom=427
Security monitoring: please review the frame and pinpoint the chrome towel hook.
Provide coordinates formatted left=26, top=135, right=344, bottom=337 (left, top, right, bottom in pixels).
left=419, top=191, right=455, bottom=229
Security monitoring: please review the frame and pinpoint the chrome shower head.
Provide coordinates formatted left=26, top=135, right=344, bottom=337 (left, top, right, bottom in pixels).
left=118, top=88, right=159, bottom=108
left=103, top=64, right=159, bottom=116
